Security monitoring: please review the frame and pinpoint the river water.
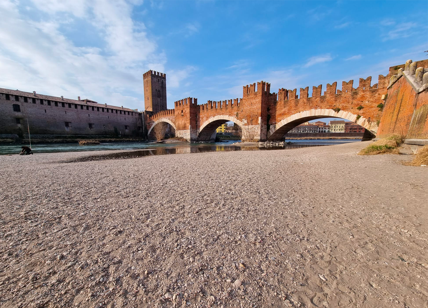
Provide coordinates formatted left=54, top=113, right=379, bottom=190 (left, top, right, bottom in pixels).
left=0, top=139, right=361, bottom=156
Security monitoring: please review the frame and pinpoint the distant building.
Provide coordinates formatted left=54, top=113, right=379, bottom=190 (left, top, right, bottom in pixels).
left=216, top=123, right=227, bottom=133
left=289, top=124, right=320, bottom=133
left=329, top=120, right=346, bottom=133
left=345, top=122, right=365, bottom=133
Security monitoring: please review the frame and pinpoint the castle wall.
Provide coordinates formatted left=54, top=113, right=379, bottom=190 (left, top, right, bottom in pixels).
left=0, top=91, right=142, bottom=138
left=143, top=70, right=167, bottom=113
left=146, top=60, right=428, bottom=142
left=377, top=60, right=428, bottom=139
left=272, top=75, right=388, bottom=136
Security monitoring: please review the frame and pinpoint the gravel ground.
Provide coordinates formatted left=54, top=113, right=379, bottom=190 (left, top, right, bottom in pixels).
left=1, top=142, right=427, bottom=308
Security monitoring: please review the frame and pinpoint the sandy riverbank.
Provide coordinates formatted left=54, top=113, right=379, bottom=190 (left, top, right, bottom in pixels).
left=1, top=142, right=427, bottom=307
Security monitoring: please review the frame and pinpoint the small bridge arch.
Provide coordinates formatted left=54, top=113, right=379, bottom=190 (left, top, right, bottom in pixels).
left=268, top=108, right=376, bottom=141
left=198, top=115, right=245, bottom=141
left=147, top=118, right=177, bottom=136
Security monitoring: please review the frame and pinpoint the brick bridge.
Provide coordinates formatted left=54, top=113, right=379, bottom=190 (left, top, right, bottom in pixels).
left=146, top=62, right=427, bottom=142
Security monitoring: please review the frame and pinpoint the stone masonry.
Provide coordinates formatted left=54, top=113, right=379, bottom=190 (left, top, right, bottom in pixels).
left=146, top=62, right=423, bottom=142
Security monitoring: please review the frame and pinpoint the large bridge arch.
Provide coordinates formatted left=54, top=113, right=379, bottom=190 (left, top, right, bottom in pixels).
left=268, top=109, right=377, bottom=141
left=198, top=115, right=245, bottom=141
left=147, top=118, right=177, bottom=136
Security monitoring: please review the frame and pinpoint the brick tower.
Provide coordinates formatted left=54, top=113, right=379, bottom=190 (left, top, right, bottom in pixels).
left=143, top=70, right=167, bottom=113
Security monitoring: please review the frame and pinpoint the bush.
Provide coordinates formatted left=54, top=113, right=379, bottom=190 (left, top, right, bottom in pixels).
left=333, top=107, right=341, bottom=113
left=385, top=134, right=403, bottom=145
left=358, top=135, right=402, bottom=155
left=408, top=145, right=428, bottom=166
left=357, top=105, right=364, bottom=110
left=377, top=103, right=384, bottom=111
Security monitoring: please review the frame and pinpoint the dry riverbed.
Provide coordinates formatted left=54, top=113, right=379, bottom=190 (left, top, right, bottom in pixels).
left=0, top=142, right=427, bottom=307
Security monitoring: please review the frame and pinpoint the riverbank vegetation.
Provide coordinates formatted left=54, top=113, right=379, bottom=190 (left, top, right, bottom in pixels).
left=408, top=145, right=428, bottom=166
left=358, top=135, right=403, bottom=155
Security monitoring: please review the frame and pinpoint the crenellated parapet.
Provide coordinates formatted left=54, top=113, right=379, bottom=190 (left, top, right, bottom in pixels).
left=150, top=109, right=175, bottom=121
left=276, top=74, right=388, bottom=105
left=200, top=98, right=241, bottom=111
left=388, top=59, right=428, bottom=93
left=243, top=81, right=271, bottom=97
left=174, top=97, right=198, bottom=107
left=143, top=70, right=166, bottom=79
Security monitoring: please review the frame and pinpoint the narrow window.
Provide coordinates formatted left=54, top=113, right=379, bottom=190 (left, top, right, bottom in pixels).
left=120, top=111, right=122, bottom=114
left=24, top=97, right=28, bottom=103
left=74, top=104, right=77, bottom=109
left=16, top=118, right=21, bottom=124
left=62, top=103, right=65, bottom=107
left=125, top=125, right=129, bottom=130
left=68, top=103, right=72, bottom=108
left=97, top=107, right=99, bottom=111
left=65, top=122, right=71, bottom=129
left=45, top=110, right=47, bottom=113
left=92, top=107, right=94, bottom=111
left=55, top=102, right=58, bottom=107
left=32, top=98, right=36, bottom=104
left=47, top=100, right=51, bottom=106
left=5, top=94, right=10, bottom=100
left=40, top=100, right=44, bottom=105
left=102, top=108, right=104, bottom=112
left=15, top=96, right=19, bottom=102
left=86, top=106, right=89, bottom=110
left=81, top=105, right=83, bottom=110
left=116, top=110, right=118, bottom=114
left=88, top=123, right=94, bottom=129
left=12, top=104, right=21, bottom=112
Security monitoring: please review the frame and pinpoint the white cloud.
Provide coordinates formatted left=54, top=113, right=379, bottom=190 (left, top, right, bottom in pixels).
left=345, top=55, right=362, bottom=61
left=0, top=0, right=170, bottom=111
left=335, top=22, right=351, bottom=29
left=380, top=19, right=395, bottom=26
left=303, top=54, right=333, bottom=68
left=383, top=22, right=417, bottom=41
left=185, top=22, right=200, bottom=37
left=168, top=66, right=197, bottom=89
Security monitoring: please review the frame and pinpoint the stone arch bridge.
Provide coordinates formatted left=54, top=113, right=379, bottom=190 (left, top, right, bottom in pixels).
left=145, top=61, right=428, bottom=142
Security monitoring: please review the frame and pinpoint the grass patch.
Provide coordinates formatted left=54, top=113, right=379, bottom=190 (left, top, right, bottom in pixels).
left=407, top=145, right=428, bottom=166
left=359, top=134, right=402, bottom=155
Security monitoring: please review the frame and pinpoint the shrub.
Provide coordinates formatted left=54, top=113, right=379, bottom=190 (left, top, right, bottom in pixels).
left=385, top=134, right=403, bottom=145
left=408, top=145, right=428, bottom=166
left=358, top=135, right=402, bottom=155
left=377, top=103, right=384, bottom=111
left=357, top=105, right=364, bottom=110
left=333, top=107, right=341, bottom=113
left=356, top=115, right=361, bottom=121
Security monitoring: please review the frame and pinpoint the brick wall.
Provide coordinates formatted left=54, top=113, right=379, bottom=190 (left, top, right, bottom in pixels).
left=0, top=92, right=142, bottom=138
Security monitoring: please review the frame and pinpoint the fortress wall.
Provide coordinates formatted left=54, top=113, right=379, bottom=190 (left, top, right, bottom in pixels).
left=271, top=75, right=388, bottom=133
left=377, top=60, right=428, bottom=139
left=0, top=92, right=142, bottom=137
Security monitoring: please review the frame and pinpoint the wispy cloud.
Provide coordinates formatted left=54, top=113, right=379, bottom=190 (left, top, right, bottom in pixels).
left=345, top=55, right=362, bottom=61
left=185, top=22, right=200, bottom=37
left=0, top=0, right=167, bottom=110
left=306, top=7, right=332, bottom=22
left=303, top=54, right=333, bottom=68
left=380, top=18, right=395, bottom=26
left=335, top=22, right=351, bottom=29
left=382, top=22, right=417, bottom=41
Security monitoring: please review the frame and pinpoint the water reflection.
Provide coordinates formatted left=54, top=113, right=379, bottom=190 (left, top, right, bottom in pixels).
left=0, top=139, right=361, bottom=157
left=64, top=143, right=332, bottom=163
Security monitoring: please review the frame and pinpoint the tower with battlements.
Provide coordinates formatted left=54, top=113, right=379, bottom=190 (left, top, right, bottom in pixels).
left=143, top=70, right=167, bottom=113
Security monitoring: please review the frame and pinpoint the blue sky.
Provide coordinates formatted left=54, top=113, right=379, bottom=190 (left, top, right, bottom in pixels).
left=0, top=0, right=427, bottom=112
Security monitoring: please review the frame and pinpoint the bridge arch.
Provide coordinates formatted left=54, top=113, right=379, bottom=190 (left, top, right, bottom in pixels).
left=147, top=118, right=177, bottom=136
left=268, top=109, right=376, bottom=141
left=198, top=115, right=245, bottom=141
